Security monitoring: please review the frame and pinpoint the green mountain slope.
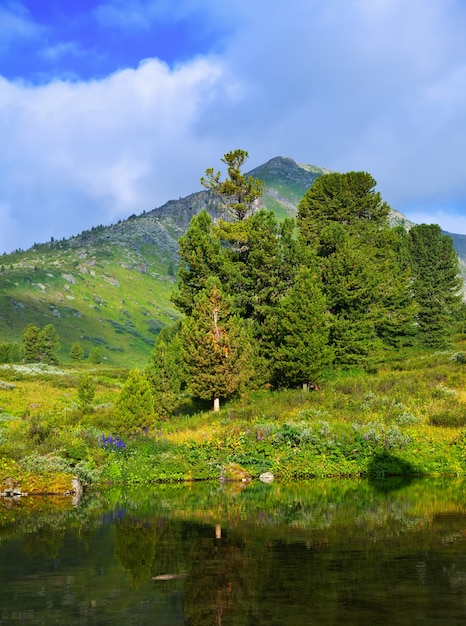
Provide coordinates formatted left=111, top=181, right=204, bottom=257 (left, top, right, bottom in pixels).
left=0, top=157, right=463, bottom=366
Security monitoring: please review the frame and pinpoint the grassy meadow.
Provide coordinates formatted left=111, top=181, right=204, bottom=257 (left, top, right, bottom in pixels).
left=1, top=336, right=466, bottom=493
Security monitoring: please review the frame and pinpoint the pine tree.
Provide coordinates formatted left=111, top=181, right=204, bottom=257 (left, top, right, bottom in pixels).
left=181, top=279, right=254, bottom=411
left=77, top=374, right=96, bottom=410
left=9, top=343, right=21, bottom=363
left=114, top=369, right=155, bottom=436
left=298, top=171, right=390, bottom=245
left=146, top=323, right=184, bottom=418
left=88, top=346, right=103, bottom=364
left=0, top=343, right=10, bottom=363
left=297, top=172, right=415, bottom=364
left=171, top=210, right=223, bottom=316
left=37, top=324, right=60, bottom=364
left=274, top=267, right=332, bottom=388
left=22, top=324, right=41, bottom=362
left=70, top=341, right=84, bottom=362
left=408, top=224, right=463, bottom=347
left=200, top=149, right=265, bottom=221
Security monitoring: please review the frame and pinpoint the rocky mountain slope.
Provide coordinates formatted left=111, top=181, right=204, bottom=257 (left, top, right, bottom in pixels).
left=0, top=157, right=463, bottom=366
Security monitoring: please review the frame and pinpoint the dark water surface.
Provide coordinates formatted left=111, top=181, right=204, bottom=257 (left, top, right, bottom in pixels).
left=1, top=478, right=466, bottom=625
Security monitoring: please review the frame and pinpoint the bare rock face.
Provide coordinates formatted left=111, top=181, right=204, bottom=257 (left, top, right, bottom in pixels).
left=71, top=476, right=83, bottom=506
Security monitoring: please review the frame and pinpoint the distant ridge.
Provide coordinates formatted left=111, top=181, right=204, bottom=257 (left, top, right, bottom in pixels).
left=0, top=157, right=464, bottom=365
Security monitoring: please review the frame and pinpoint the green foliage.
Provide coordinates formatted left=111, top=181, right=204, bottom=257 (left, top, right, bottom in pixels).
left=146, top=323, right=184, bottom=418
left=21, top=324, right=41, bottom=363
left=21, top=323, right=60, bottom=365
left=113, top=368, right=155, bottom=436
left=0, top=342, right=21, bottom=363
left=181, top=279, right=254, bottom=410
left=171, top=210, right=223, bottom=316
left=77, top=374, right=96, bottom=410
left=88, top=346, right=103, bottom=364
left=408, top=224, right=463, bottom=347
left=200, top=149, right=265, bottom=221
left=429, top=394, right=466, bottom=427
left=273, top=266, right=332, bottom=388
left=38, top=324, right=60, bottom=365
left=297, top=171, right=390, bottom=245
left=297, top=172, right=416, bottom=365
left=69, top=341, right=84, bottom=361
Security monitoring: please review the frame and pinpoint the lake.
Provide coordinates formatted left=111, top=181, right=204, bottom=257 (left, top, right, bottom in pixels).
left=1, top=477, right=466, bottom=625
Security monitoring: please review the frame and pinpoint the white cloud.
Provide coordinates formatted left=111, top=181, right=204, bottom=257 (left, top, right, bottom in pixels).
left=0, top=56, right=228, bottom=252
left=196, top=0, right=466, bottom=228
left=1, top=0, right=466, bottom=253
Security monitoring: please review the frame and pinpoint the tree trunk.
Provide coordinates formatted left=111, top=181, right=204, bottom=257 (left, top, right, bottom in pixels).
left=213, top=397, right=220, bottom=412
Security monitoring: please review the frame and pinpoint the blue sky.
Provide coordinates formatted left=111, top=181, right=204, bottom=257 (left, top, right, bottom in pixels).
left=1, top=0, right=466, bottom=253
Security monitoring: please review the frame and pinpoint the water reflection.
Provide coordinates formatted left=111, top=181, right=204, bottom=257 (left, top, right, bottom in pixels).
left=0, top=478, right=466, bottom=625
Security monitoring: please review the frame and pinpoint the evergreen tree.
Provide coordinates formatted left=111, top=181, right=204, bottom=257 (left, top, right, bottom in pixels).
left=37, top=324, right=60, bottom=365
left=146, top=323, right=184, bottom=418
left=88, top=346, right=103, bottom=364
left=320, top=231, right=383, bottom=364
left=297, top=172, right=415, bottom=364
left=201, top=149, right=265, bottom=221
left=114, top=369, right=155, bottom=436
left=0, top=343, right=10, bottom=363
left=9, top=342, right=21, bottom=363
left=181, top=279, right=254, bottom=411
left=297, top=171, right=390, bottom=245
left=274, top=267, right=332, bottom=388
left=221, top=211, right=297, bottom=319
left=22, top=324, right=41, bottom=362
left=408, top=224, right=463, bottom=347
left=69, top=341, right=84, bottom=362
left=171, top=210, right=223, bottom=316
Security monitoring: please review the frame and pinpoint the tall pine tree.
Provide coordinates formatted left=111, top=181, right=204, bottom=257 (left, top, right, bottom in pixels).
left=146, top=323, right=184, bottom=418
left=171, top=210, right=223, bottom=316
left=297, top=172, right=415, bottom=365
left=273, top=266, right=332, bottom=388
left=181, top=278, right=254, bottom=411
left=408, top=224, right=462, bottom=347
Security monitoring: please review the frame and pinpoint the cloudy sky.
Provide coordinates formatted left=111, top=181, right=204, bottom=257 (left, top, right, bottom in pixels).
left=1, top=0, right=466, bottom=253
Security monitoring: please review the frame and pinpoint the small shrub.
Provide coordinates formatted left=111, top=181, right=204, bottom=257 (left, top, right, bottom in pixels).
left=432, top=384, right=457, bottom=399
left=19, top=452, right=70, bottom=474
left=395, top=412, right=421, bottom=426
left=77, top=374, right=96, bottom=409
left=429, top=406, right=466, bottom=427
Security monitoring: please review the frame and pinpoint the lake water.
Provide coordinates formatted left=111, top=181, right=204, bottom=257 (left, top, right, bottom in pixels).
left=1, top=477, right=466, bottom=625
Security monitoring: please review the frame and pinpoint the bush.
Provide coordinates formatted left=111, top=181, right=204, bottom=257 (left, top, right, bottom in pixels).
left=113, top=369, right=155, bottom=436
left=429, top=405, right=466, bottom=427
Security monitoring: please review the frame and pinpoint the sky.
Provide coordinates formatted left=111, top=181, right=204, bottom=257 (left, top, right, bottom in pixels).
left=1, top=0, right=466, bottom=254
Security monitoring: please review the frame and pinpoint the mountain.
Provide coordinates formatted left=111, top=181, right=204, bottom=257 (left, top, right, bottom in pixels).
left=0, top=157, right=463, bottom=366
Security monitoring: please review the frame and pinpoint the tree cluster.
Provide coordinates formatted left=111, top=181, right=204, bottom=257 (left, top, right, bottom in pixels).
left=147, top=150, right=463, bottom=412
left=21, top=323, right=60, bottom=365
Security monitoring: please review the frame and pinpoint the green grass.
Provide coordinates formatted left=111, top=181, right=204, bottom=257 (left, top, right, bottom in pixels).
left=0, top=242, right=178, bottom=367
left=2, top=341, right=466, bottom=490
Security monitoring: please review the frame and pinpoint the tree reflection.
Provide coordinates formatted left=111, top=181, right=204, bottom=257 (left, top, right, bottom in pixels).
left=183, top=526, right=258, bottom=626
left=114, top=517, right=158, bottom=588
